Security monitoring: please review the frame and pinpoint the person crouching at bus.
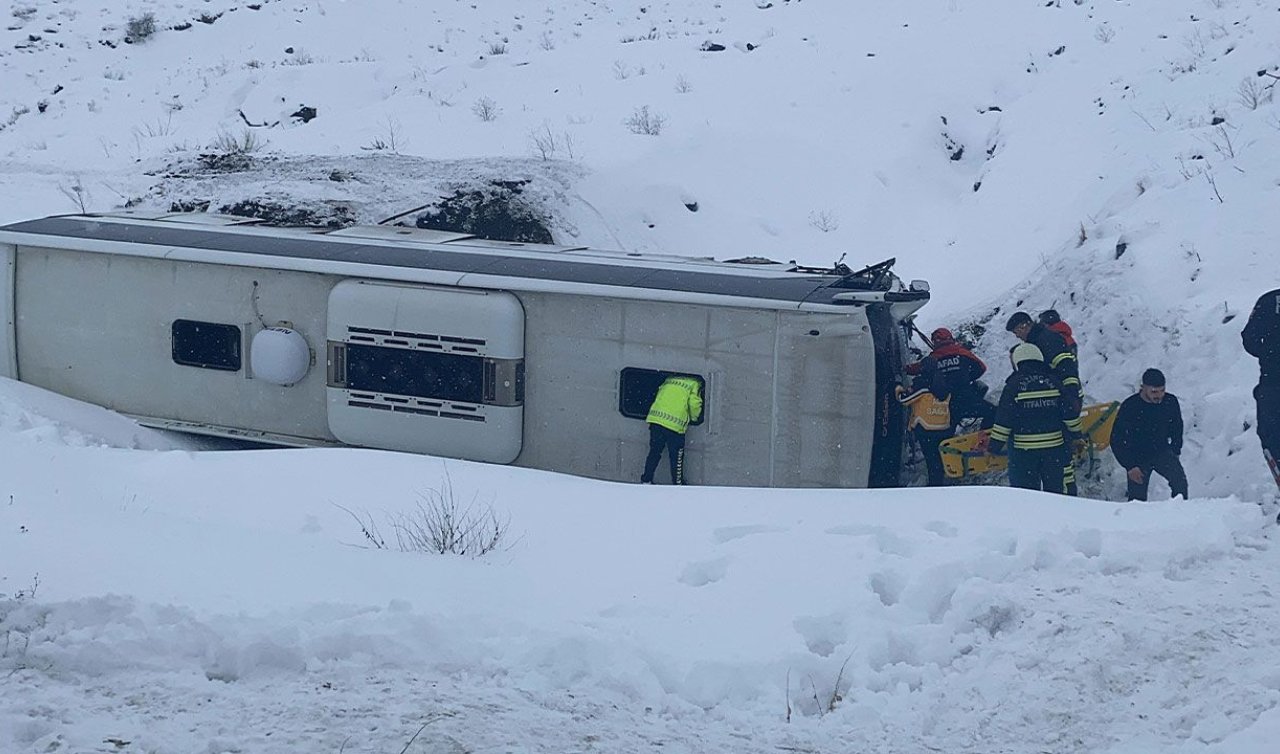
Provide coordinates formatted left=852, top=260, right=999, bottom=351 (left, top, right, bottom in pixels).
left=988, top=343, right=1083, bottom=495
left=640, top=375, right=704, bottom=484
left=896, top=378, right=953, bottom=486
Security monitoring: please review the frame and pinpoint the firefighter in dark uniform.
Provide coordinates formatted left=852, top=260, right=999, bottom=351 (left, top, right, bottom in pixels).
left=988, top=343, right=1083, bottom=495
left=1005, top=311, right=1082, bottom=415
left=1242, top=288, right=1280, bottom=492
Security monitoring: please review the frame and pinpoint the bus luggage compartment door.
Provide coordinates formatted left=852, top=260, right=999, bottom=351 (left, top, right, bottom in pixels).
left=325, top=280, right=524, bottom=463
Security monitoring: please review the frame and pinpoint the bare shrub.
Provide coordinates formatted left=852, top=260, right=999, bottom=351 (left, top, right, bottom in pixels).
left=674, top=75, right=693, bottom=94
left=125, top=13, right=157, bottom=43
left=0, top=573, right=38, bottom=602
left=337, top=474, right=511, bottom=558
left=133, top=113, right=175, bottom=139
left=487, top=42, right=508, bottom=56
left=1237, top=76, right=1270, bottom=110
left=199, top=130, right=267, bottom=170
left=282, top=48, right=315, bottom=66
left=624, top=105, right=666, bottom=135
left=472, top=96, right=500, bottom=122
left=360, top=117, right=404, bottom=152
left=528, top=123, right=576, bottom=160
left=538, top=31, right=555, bottom=51
left=58, top=177, right=90, bottom=213
left=808, top=210, right=840, bottom=233
left=1200, top=124, right=1236, bottom=159
left=209, top=129, right=266, bottom=154
left=1094, top=24, right=1115, bottom=44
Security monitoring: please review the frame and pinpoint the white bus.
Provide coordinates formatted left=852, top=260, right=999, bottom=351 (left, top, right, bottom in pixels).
left=0, top=212, right=929, bottom=487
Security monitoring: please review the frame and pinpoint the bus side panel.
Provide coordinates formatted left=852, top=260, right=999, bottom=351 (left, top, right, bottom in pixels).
left=14, top=246, right=335, bottom=441
left=772, top=311, right=877, bottom=487
left=0, top=243, right=14, bottom=379
left=516, top=292, right=778, bottom=486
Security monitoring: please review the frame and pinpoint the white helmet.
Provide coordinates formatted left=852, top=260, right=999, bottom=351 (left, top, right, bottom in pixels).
left=1011, top=342, right=1044, bottom=368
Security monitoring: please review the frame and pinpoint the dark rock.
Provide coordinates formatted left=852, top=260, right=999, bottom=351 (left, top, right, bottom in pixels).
left=170, top=199, right=211, bottom=213
left=290, top=105, right=317, bottom=123
left=413, top=180, right=553, bottom=244
left=1115, top=240, right=1128, bottom=259
left=700, top=41, right=726, bottom=52
left=219, top=198, right=356, bottom=229
left=198, top=152, right=256, bottom=172
left=684, top=201, right=699, bottom=212
left=1210, top=115, right=1225, bottom=125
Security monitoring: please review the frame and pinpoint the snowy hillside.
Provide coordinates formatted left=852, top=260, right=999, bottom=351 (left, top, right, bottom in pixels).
left=3, top=1, right=1280, bottom=752
left=2, top=0, right=1278, bottom=495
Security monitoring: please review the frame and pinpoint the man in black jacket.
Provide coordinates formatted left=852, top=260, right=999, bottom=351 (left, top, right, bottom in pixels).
left=1242, top=288, right=1280, bottom=491
left=988, top=343, right=1080, bottom=494
left=1006, top=311, right=1082, bottom=416
left=1111, top=368, right=1187, bottom=501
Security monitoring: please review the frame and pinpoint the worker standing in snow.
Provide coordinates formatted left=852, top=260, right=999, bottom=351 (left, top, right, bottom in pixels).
left=640, top=374, right=703, bottom=485
left=1110, top=368, right=1188, bottom=501
left=1005, top=311, right=1082, bottom=417
left=1242, top=288, right=1280, bottom=492
left=897, top=377, right=953, bottom=487
left=1038, top=309, right=1078, bottom=358
left=988, top=343, right=1079, bottom=495
left=906, top=327, right=996, bottom=430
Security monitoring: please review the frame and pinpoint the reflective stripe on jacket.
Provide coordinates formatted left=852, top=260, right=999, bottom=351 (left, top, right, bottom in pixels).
left=647, top=376, right=703, bottom=434
left=990, top=364, right=1078, bottom=450
left=897, top=385, right=952, bottom=431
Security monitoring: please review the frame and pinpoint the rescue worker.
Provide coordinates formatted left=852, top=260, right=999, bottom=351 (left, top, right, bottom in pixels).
left=640, top=374, right=704, bottom=485
left=1038, top=309, right=1078, bottom=358
left=1110, top=368, right=1187, bottom=501
left=906, top=327, right=996, bottom=429
left=1242, top=288, right=1280, bottom=492
left=896, top=376, right=953, bottom=486
left=1006, top=310, right=1082, bottom=415
left=988, top=343, right=1080, bottom=495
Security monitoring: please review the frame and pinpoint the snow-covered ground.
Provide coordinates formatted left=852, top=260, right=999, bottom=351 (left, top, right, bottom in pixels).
left=3, top=381, right=1280, bottom=753
left=3, top=1, right=1280, bottom=751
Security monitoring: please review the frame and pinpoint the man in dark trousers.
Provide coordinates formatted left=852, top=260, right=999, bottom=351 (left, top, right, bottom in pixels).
left=1110, top=368, right=1188, bottom=501
left=988, top=343, right=1079, bottom=495
left=1242, top=288, right=1280, bottom=492
left=1006, top=311, right=1082, bottom=416
left=906, top=327, right=996, bottom=429
left=640, top=374, right=703, bottom=485
left=897, top=375, right=953, bottom=487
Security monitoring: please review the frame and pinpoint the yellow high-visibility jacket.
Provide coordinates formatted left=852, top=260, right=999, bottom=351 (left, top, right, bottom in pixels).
left=646, top=376, right=704, bottom=434
left=897, top=385, right=952, bottom=432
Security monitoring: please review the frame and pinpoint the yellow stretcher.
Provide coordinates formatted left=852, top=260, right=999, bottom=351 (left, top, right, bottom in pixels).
left=939, top=401, right=1121, bottom=480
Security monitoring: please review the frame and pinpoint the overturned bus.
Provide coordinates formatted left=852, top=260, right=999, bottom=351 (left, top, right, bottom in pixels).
left=0, top=212, right=929, bottom=487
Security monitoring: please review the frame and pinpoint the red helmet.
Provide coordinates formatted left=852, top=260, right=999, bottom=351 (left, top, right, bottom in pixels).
left=931, top=327, right=955, bottom=345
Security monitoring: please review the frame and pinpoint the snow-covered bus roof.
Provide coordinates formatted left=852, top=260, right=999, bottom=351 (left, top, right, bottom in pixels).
left=0, top=212, right=930, bottom=312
